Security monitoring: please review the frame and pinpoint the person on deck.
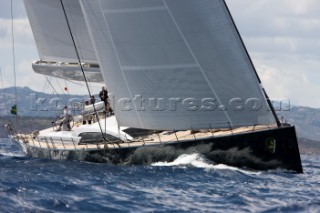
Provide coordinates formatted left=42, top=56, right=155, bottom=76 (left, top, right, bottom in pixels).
left=82, top=101, right=92, bottom=125
left=90, top=95, right=96, bottom=105
left=99, top=86, right=111, bottom=113
left=57, top=106, right=72, bottom=131
left=99, top=86, right=108, bottom=104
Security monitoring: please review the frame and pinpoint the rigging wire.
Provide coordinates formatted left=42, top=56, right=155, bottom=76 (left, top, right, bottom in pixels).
left=41, top=76, right=49, bottom=93
left=60, top=0, right=106, bottom=141
left=55, top=78, right=71, bottom=109
left=55, top=78, right=67, bottom=97
left=65, top=78, right=85, bottom=86
left=67, top=6, right=96, bottom=96
left=61, top=2, right=103, bottom=98
left=11, top=0, right=18, bottom=126
left=43, top=76, right=70, bottom=104
left=64, top=79, right=71, bottom=100
left=66, top=2, right=93, bottom=96
left=66, top=2, right=107, bottom=100
left=0, top=68, right=10, bottom=113
left=45, top=75, right=66, bottom=105
left=63, top=79, right=71, bottom=112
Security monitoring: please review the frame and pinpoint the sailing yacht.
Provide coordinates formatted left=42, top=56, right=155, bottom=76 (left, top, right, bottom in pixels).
left=7, top=0, right=303, bottom=173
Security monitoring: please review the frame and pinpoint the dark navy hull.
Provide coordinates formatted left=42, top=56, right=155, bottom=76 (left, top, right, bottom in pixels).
left=20, top=126, right=303, bottom=173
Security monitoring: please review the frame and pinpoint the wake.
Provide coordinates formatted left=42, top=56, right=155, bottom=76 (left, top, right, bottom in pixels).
left=0, top=138, right=25, bottom=158
left=152, top=153, right=260, bottom=175
left=0, top=149, right=25, bottom=158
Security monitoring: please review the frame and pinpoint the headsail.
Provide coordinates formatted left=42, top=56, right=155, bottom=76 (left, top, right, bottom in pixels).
left=79, top=0, right=277, bottom=130
left=24, top=0, right=102, bottom=82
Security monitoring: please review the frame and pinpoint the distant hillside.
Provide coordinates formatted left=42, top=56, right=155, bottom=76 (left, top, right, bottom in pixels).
left=0, top=87, right=319, bottom=142
left=298, top=138, right=320, bottom=155
left=278, top=107, right=320, bottom=141
left=0, top=87, right=89, bottom=117
left=0, top=116, right=53, bottom=138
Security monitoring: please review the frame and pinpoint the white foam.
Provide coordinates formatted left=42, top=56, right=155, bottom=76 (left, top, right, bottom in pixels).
left=0, top=151, right=25, bottom=158
left=0, top=149, right=25, bottom=158
left=152, top=153, right=260, bottom=175
left=152, top=153, right=210, bottom=168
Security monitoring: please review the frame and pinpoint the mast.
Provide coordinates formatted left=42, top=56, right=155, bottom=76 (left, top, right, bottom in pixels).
left=222, top=0, right=281, bottom=127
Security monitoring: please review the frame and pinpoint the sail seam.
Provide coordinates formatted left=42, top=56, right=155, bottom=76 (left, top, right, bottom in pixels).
left=98, top=0, right=144, bottom=128
left=103, top=6, right=166, bottom=14
left=121, top=63, right=198, bottom=71
left=162, top=0, right=233, bottom=127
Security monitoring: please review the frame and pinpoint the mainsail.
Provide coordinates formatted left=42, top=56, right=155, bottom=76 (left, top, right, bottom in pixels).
left=79, top=0, right=277, bottom=130
left=24, top=0, right=102, bottom=82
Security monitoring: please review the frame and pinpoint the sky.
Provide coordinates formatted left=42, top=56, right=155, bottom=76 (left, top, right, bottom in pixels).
left=0, top=0, right=319, bottom=108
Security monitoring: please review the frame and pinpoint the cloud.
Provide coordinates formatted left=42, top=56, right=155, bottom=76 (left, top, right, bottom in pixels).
left=0, top=17, right=39, bottom=91
left=254, top=55, right=320, bottom=107
left=0, top=27, right=6, bottom=38
left=0, top=0, right=27, bottom=19
left=226, top=0, right=320, bottom=38
left=227, top=0, right=320, bottom=107
left=282, top=0, right=319, bottom=16
left=0, top=18, right=34, bottom=49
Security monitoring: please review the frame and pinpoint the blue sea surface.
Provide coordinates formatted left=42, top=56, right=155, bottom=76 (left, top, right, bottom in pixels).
left=0, top=138, right=320, bottom=213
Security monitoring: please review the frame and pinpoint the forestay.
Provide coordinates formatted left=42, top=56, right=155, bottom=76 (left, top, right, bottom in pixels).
left=80, top=0, right=276, bottom=130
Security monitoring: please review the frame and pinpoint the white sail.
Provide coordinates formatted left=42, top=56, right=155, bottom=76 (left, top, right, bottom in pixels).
left=24, top=0, right=102, bottom=82
left=80, top=0, right=276, bottom=130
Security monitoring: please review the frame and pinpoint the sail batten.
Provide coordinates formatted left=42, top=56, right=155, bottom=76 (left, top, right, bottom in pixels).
left=103, top=6, right=166, bottom=14
left=121, top=64, right=199, bottom=71
left=79, top=0, right=276, bottom=130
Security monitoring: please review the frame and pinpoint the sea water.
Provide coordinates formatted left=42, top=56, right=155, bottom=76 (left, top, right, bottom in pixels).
left=0, top=138, right=319, bottom=213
